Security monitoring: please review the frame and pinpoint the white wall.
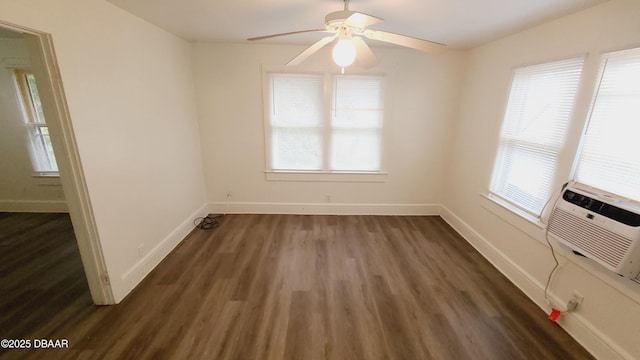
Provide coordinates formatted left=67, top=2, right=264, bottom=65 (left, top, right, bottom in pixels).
left=0, top=38, right=66, bottom=212
left=3, top=1, right=636, bottom=355
left=443, top=0, right=640, bottom=359
left=0, top=0, right=208, bottom=302
left=192, top=43, right=465, bottom=214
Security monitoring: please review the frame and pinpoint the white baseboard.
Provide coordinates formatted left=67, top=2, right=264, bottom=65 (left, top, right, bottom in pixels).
left=116, top=203, right=209, bottom=303
left=209, top=201, right=441, bottom=216
left=0, top=200, right=68, bottom=213
left=439, top=206, right=629, bottom=360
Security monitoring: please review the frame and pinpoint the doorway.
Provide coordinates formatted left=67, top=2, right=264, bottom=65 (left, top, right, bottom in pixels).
left=0, top=23, right=113, bottom=305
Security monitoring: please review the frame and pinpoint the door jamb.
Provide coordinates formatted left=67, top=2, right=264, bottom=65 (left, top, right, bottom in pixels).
left=1, top=20, right=114, bottom=304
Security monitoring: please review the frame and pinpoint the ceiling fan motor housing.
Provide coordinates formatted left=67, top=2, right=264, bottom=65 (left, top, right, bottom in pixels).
left=325, top=11, right=361, bottom=32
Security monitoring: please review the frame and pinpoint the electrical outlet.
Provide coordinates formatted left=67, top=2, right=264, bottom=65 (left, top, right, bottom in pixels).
left=325, top=195, right=331, bottom=203
left=567, top=291, right=584, bottom=311
left=137, top=244, right=145, bottom=258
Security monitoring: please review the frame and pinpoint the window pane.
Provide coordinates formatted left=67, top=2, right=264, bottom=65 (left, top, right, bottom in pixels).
left=334, top=110, right=383, bottom=129
left=575, top=47, right=640, bottom=201
left=40, top=126, right=58, bottom=172
left=331, top=75, right=384, bottom=171
left=30, top=125, right=58, bottom=172
left=331, top=129, right=381, bottom=171
left=490, top=57, right=584, bottom=214
left=493, top=142, right=557, bottom=213
left=333, top=76, right=383, bottom=128
left=272, top=74, right=323, bottom=127
left=272, top=127, right=322, bottom=170
left=503, top=78, right=577, bottom=147
left=26, top=73, right=46, bottom=123
left=266, top=73, right=385, bottom=173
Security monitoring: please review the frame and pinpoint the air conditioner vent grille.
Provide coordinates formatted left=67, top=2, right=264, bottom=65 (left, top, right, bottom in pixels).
left=549, top=208, right=632, bottom=269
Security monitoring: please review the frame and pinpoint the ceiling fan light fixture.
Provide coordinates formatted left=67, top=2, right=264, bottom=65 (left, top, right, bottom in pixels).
left=250, top=0, right=446, bottom=68
left=332, top=38, right=356, bottom=67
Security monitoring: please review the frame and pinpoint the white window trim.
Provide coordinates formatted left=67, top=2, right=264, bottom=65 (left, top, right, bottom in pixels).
left=265, top=170, right=388, bottom=182
left=485, top=192, right=545, bottom=226
left=481, top=193, right=546, bottom=236
left=486, top=48, right=640, bottom=230
left=488, top=56, right=585, bottom=216
left=570, top=47, right=640, bottom=203
left=261, top=65, right=390, bottom=182
left=13, top=68, right=59, bottom=175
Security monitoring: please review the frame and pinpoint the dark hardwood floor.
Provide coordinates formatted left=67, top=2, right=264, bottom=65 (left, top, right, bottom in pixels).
left=0, top=214, right=594, bottom=360
left=0, top=213, right=91, bottom=346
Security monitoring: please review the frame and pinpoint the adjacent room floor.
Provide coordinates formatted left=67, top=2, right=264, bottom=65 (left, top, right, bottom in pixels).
left=0, top=212, right=92, bottom=344
left=0, top=213, right=593, bottom=359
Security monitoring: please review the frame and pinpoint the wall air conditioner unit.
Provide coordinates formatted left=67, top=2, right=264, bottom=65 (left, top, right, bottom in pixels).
left=547, top=184, right=640, bottom=278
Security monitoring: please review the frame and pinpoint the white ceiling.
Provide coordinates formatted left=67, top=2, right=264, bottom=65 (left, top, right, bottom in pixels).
left=106, top=0, right=609, bottom=49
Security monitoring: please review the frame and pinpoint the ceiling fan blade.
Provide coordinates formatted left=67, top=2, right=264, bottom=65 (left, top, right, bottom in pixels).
left=363, top=29, right=446, bottom=53
left=352, top=37, right=377, bottom=68
left=287, top=35, right=337, bottom=66
left=345, top=11, right=383, bottom=29
left=248, top=29, right=326, bottom=41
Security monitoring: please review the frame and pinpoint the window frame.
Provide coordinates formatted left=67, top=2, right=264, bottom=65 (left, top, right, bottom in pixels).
left=488, top=56, right=586, bottom=217
left=267, top=72, right=326, bottom=171
left=262, top=68, right=388, bottom=181
left=14, top=68, right=59, bottom=176
left=330, top=74, right=385, bottom=172
left=571, top=47, right=640, bottom=203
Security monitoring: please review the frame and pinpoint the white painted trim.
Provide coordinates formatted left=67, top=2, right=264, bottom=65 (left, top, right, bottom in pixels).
left=9, top=27, right=115, bottom=304
left=118, top=203, right=209, bottom=303
left=265, top=171, right=388, bottom=183
left=440, top=206, right=631, bottom=360
left=0, top=200, right=68, bottom=213
left=209, top=201, right=440, bottom=216
left=481, top=193, right=545, bottom=230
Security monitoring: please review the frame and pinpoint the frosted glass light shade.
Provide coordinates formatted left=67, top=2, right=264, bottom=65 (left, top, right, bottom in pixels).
left=332, top=39, right=356, bottom=67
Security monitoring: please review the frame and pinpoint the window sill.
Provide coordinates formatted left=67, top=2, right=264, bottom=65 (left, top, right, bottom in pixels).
left=483, top=193, right=544, bottom=226
left=480, top=193, right=546, bottom=241
left=265, top=171, right=388, bottom=183
left=32, top=172, right=59, bottom=178
left=32, top=173, right=61, bottom=186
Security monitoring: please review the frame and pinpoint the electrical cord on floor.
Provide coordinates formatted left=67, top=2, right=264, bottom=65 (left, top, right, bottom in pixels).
left=193, top=214, right=224, bottom=230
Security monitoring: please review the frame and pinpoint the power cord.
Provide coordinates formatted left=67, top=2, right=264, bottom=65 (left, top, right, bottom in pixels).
left=193, top=215, right=224, bottom=230
left=543, top=182, right=570, bottom=304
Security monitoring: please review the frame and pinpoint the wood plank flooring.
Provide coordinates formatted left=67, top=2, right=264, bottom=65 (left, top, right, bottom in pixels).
left=0, top=214, right=594, bottom=360
left=0, top=212, right=91, bottom=347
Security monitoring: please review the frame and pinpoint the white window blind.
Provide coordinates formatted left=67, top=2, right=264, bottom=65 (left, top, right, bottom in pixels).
left=267, top=73, right=385, bottom=173
left=575, top=47, right=640, bottom=202
left=270, top=73, right=323, bottom=170
left=490, top=57, right=585, bottom=215
left=331, top=76, right=384, bottom=171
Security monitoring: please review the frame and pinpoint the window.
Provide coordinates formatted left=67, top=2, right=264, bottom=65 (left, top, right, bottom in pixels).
left=490, top=58, right=585, bottom=215
left=331, top=76, right=384, bottom=171
left=14, top=69, right=58, bottom=174
left=266, top=72, right=384, bottom=173
left=574, top=47, right=640, bottom=202
left=270, top=73, right=323, bottom=170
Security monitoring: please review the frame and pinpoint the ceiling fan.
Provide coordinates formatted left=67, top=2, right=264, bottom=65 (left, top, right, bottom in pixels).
left=248, top=0, right=446, bottom=70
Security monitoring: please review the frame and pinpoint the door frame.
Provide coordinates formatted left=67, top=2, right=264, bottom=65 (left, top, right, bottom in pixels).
left=1, top=20, right=114, bottom=304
